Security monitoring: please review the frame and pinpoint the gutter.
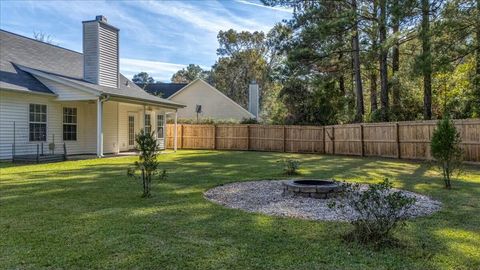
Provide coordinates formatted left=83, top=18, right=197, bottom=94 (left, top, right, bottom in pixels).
left=108, top=95, right=186, bottom=109
left=0, top=87, right=58, bottom=97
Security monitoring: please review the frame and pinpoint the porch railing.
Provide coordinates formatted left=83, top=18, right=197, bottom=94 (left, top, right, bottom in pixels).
left=12, top=142, right=67, bottom=163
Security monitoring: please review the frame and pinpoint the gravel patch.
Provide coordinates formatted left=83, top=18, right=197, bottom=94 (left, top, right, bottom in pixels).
left=204, top=180, right=442, bottom=221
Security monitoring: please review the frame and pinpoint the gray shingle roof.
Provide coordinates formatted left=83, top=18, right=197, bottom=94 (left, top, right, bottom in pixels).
left=0, top=30, right=184, bottom=107
left=137, top=83, right=188, bottom=98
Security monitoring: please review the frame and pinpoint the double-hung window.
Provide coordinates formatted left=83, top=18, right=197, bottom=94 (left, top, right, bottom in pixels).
left=144, top=114, right=151, bottom=134
left=63, top=107, right=77, bottom=141
left=29, top=104, right=47, bottom=141
left=157, top=114, right=165, bottom=138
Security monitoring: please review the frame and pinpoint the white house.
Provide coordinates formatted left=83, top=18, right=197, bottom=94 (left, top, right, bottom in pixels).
left=0, top=15, right=185, bottom=160
left=139, top=79, right=256, bottom=121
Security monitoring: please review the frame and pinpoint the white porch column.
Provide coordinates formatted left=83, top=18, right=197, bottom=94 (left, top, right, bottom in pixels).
left=96, top=98, right=104, bottom=157
left=143, top=105, right=146, bottom=131
left=174, top=110, right=178, bottom=152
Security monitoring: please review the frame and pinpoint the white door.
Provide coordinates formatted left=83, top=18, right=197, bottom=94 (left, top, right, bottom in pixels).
left=156, top=113, right=166, bottom=150
left=128, top=114, right=135, bottom=149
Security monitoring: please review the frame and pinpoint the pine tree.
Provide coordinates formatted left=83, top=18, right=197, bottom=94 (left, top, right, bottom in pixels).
left=379, top=0, right=389, bottom=121
left=421, top=0, right=433, bottom=120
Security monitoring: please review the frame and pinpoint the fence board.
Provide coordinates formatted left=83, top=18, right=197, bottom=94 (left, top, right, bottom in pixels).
left=166, top=119, right=480, bottom=163
left=249, top=125, right=285, bottom=152
left=363, top=123, right=397, bottom=158
left=215, top=125, right=249, bottom=150
left=285, top=126, right=324, bottom=153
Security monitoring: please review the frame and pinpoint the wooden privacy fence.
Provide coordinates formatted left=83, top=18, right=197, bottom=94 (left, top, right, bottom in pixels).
left=166, top=119, right=480, bottom=163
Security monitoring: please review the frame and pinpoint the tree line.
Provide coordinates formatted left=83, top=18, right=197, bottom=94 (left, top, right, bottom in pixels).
left=138, top=0, right=479, bottom=125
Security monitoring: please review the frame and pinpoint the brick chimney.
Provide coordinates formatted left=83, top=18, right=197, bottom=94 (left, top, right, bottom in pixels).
left=82, top=15, right=119, bottom=88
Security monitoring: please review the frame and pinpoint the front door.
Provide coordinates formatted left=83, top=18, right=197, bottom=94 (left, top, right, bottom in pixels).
left=128, top=114, right=135, bottom=149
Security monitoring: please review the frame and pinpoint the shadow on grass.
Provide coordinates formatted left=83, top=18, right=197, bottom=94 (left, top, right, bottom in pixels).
left=1, top=150, right=479, bottom=269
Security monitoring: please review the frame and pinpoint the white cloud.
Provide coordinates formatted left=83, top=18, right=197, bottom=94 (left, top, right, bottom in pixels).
left=120, top=58, right=194, bottom=82
left=15, top=0, right=161, bottom=47
left=235, top=0, right=293, bottom=13
left=141, top=0, right=272, bottom=33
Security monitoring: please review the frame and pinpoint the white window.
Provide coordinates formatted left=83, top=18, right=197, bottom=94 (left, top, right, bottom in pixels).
left=63, top=107, right=77, bottom=141
left=29, top=104, right=47, bottom=141
left=157, top=114, right=165, bottom=138
left=128, top=115, right=135, bottom=146
left=144, top=114, right=151, bottom=134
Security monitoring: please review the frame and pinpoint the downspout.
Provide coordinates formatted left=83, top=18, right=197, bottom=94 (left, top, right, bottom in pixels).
left=96, top=94, right=110, bottom=157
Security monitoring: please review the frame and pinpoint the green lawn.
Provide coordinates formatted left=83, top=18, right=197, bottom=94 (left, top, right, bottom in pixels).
left=1, top=150, right=479, bottom=269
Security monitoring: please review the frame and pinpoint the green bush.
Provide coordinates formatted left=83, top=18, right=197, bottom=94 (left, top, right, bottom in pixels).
left=240, top=117, right=259, bottom=124
left=280, top=159, right=300, bottom=175
left=430, top=116, right=462, bottom=189
left=166, top=118, right=240, bottom=125
left=329, top=179, right=416, bottom=246
left=127, top=130, right=167, bottom=197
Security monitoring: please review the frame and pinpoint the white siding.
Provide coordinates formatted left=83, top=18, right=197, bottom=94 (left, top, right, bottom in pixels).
left=170, top=80, right=254, bottom=121
left=0, top=90, right=97, bottom=159
left=34, top=76, right=97, bottom=101
left=83, top=22, right=99, bottom=84
left=102, top=101, right=118, bottom=153
left=117, top=103, right=166, bottom=151
left=98, top=24, right=119, bottom=88
left=118, top=103, right=141, bottom=151
left=82, top=21, right=119, bottom=88
left=0, top=91, right=168, bottom=160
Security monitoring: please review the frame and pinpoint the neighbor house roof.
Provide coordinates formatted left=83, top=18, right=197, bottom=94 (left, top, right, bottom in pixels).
left=167, top=79, right=256, bottom=118
left=138, top=83, right=188, bottom=98
left=0, top=30, right=184, bottom=108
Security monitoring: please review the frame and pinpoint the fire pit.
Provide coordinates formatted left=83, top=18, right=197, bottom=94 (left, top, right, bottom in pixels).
left=282, top=179, right=342, bottom=199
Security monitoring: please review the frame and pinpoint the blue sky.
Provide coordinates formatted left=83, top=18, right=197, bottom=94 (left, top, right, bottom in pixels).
left=0, top=0, right=292, bottom=82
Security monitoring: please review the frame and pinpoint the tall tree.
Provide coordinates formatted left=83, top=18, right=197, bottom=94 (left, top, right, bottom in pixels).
left=391, top=0, right=401, bottom=116
left=33, top=31, right=56, bottom=45
left=475, top=0, right=480, bottom=116
left=363, top=0, right=379, bottom=114
left=421, top=0, right=432, bottom=120
left=210, top=29, right=269, bottom=108
left=263, top=0, right=479, bottom=123
left=352, top=0, right=364, bottom=122
left=132, top=72, right=155, bottom=87
left=171, top=64, right=210, bottom=84
left=435, top=0, right=479, bottom=117
left=379, top=0, right=389, bottom=121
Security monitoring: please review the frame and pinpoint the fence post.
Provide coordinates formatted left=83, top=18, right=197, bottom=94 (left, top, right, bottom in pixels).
left=247, top=125, right=251, bottom=150
left=283, top=126, right=287, bottom=152
left=322, top=127, right=326, bottom=154
left=213, top=125, right=217, bottom=150
left=332, top=126, right=335, bottom=155
left=396, top=122, right=401, bottom=159
left=180, top=124, right=184, bottom=149
left=12, top=144, right=15, bottom=162
left=36, top=144, right=40, bottom=163
left=360, top=124, right=364, bottom=157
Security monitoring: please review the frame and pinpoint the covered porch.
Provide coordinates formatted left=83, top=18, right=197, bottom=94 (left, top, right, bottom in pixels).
left=94, top=96, right=180, bottom=157
left=8, top=95, right=181, bottom=162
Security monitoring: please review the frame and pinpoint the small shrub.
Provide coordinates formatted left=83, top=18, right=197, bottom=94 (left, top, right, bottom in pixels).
left=166, top=118, right=239, bottom=125
left=127, top=130, right=167, bottom=197
left=430, top=116, right=462, bottom=189
left=329, top=179, right=416, bottom=246
left=280, top=159, right=300, bottom=175
left=240, top=117, right=259, bottom=124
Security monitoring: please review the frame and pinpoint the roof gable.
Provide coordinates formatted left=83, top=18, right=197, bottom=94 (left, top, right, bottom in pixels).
left=0, top=29, right=184, bottom=108
left=169, top=79, right=255, bottom=118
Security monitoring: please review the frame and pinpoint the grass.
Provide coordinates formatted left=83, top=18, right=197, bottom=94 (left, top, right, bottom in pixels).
left=1, top=150, right=479, bottom=269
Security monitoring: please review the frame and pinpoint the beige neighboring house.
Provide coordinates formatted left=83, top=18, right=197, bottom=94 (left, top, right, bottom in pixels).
left=0, top=15, right=185, bottom=161
left=140, top=79, right=255, bottom=121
